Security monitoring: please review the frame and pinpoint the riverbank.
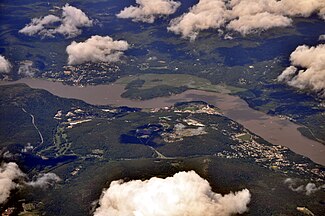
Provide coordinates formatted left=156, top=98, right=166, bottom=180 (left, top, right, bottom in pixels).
left=1, top=78, right=324, bottom=166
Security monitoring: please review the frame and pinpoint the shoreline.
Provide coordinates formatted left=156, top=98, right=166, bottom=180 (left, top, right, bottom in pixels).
left=1, top=78, right=324, bottom=166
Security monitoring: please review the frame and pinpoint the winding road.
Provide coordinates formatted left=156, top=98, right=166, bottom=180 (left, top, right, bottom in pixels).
left=22, top=108, right=44, bottom=146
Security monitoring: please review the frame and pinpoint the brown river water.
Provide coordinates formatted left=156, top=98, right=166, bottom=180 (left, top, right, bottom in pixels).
left=1, top=78, right=324, bottom=166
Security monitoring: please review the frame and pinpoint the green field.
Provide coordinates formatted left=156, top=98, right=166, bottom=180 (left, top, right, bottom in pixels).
left=116, top=73, right=246, bottom=94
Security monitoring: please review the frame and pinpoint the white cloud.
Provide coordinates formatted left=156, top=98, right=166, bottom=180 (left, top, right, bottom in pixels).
left=0, top=55, right=12, bottom=74
left=168, top=0, right=325, bottom=39
left=276, top=0, right=325, bottom=18
left=168, top=0, right=227, bottom=40
left=19, top=4, right=92, bottom=38
left=19, top=15, right=61, bottom=37
left=0, top=162, right=62, bottom=204
left=27, top=173, right=61, bottom=188
left=0, top=162, right=25, bottom=204
left=278, top=44, right=325, bottom=97
left=227, top=0, right=325, bottom=18
left=54, top=4, right=93, bottom=38
left=66, top=35, right=129, bottom=65
left=18, top=60, right=37, bottom=77
left=226, top=12, right=292, bottom=35
left=117, top=0, right=181, bottom=23
left=284, top=178, right=325, bottom=195
left=319, top=34, right=325, bottom=41
left=305, top=183, right=324, bottom=195
left=277, top=66, right=297, bottom=83
left=94, top=171, right=251, bottom=216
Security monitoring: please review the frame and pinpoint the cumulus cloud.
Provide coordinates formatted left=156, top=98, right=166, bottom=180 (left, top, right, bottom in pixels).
left=54, top=4, right=93, bottom=38
left=18, top=60, right=37, bottom=77
left=278, top=44, right=325, bottom=97
left=27, top=173, right=61, bottom=188
left=19, top=4, right=92, bottom=38
left=94, top=171, right=251, bottom=216
left=227, top=0, right=325, bottom=18
left=19, top=15, right=61, bottom=37
left=277, top=66, right=297, bottom=82
left=0, top=162, right=61, bottom=204
left=284, top=178, right=325, bottom=195
left=226, top=0, right=325, bottom=35
left=117, top=0, right=181, bottom=23
left=168, top=0, right=325, bottom=39
left=0, top=162, right=25, bottom=204
left=0, top=55, right=12, bottom=74
left=168, top=0, right=227, bottom=40
left=226, top=12, right=292, bottom=35
left=66, top=35, right=129, bottom=65
left=277, top=0, right=325, bottom=18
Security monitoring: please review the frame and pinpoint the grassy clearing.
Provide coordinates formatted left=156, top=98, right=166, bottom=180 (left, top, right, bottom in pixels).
left=237, top=134, right=252, bottom=141
left=115, top=73, right=246, bottom=94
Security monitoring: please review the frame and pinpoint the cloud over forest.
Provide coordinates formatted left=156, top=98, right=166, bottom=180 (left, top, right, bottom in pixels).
left=66, top=35, right=129, bottom=65
left=0, top=162, right=25, bottom=204
left=0, top=162, right=61, bottom=204
left=27, top=173, right=61, bottom=188
left=278, top=44, right=325, bottom=97
left=19, top=4, right=93, bottom=38
left=284, top=178, right=325, bottom=195
left=0, top=55, right=12, bottom=74
left=94, top=171, right=251, bottom=216
left=117, top=0, right=181, bottom=23
left=168, top=0, right=325, bottom=40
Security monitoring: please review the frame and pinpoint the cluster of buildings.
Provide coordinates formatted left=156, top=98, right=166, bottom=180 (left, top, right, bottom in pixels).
left=42, top=63, right=120, bottom=85
left=217, top=128, right=325, bottom=180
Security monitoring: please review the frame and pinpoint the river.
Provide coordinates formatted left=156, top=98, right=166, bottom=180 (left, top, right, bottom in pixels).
left=2, top=78, right=325, bottom=166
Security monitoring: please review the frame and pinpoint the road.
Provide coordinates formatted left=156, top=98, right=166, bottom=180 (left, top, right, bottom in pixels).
left=22, top=108, right=44, bottom=146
